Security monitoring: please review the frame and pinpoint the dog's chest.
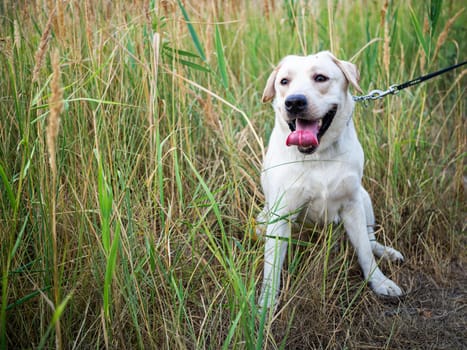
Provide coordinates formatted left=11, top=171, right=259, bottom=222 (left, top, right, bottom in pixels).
left=287, top=160, right=361, bottom=222
left=301, top=167, right=344, bottom=219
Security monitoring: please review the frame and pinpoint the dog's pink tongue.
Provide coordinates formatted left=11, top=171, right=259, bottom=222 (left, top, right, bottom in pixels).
left=286, top=120, right=319, bottom=147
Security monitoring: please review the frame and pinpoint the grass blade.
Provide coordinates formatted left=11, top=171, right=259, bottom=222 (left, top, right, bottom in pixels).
left=37, top=293, right=73, bottom=350
left=409, top=6, right=429, bottom=57
left=104, top=222, right=120, bottom=319
left=177, top=0, right=206, bottom=61
left=183, top=154, right=225, bottom=235
left=173, top=57, right=210, bottom=73
left=0, top=163, right=16, bottom=209
left=9, top=217, right=28, bottom=260
left=428, top=0, right=443, bottom=35
left=215, top=25, right=228, bottom=89
left=221, top=308, right=243, bottom=350
left=96, top=150, right=113, bottom=254
left=6, top=286, right=52, bottom=311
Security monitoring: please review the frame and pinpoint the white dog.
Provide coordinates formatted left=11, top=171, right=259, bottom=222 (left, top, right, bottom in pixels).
left=258, top=51, right=403, bottom=310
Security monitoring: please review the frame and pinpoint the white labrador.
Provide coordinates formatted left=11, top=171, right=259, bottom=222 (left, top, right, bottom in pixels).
left=258, top=51, right=403, bottom=310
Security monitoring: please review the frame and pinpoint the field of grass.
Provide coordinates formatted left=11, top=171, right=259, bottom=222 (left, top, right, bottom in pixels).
left=1, top=0, right=465, bottom=348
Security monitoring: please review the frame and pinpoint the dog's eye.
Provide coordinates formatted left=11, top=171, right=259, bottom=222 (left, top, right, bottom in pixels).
left=314, top=74, right=328, bottom=82
left=280, top=78, right=289, bottom=85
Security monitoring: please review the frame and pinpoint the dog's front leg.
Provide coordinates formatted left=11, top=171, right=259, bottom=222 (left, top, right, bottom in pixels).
left=258, top=217, right=290, bottom=311
left=340, top=197, right=403, bottom=296
left=360, top=188, right=404, bottom=262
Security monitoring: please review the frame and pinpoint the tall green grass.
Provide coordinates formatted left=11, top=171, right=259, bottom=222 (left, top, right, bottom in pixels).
left=1, top=0, right=465, bottom=348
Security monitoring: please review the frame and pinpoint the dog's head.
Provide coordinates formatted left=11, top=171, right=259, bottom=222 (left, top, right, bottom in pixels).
left=262, top=51, right=362, bottom=154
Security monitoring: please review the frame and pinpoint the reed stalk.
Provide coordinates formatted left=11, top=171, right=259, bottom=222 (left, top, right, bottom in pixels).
left=46, top=48, right=64, bottom=349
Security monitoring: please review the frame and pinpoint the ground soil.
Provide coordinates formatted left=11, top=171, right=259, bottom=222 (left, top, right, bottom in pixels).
left=272, top=257, right=467, bottom=349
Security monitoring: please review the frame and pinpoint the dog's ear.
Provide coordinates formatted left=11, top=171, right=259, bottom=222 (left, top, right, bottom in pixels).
left=262, top=65, right=280, bottom=103
left=327, top=52, right=363, bottom=94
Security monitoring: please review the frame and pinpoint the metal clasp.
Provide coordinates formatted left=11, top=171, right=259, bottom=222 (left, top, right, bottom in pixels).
left=353, top=84, right=399, bottom=105
left=368, top=85, right=398, bottom=100
left=367, top=89, right=386, bottom=99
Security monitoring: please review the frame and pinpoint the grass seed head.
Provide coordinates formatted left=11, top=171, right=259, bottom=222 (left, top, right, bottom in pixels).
left=47, top=48, right=63, bottom=176
left=434, top=9, right=464, bottom=59
left=14, top=20, right=20, bottom=49
left=32, top=11, right=54, bottom=82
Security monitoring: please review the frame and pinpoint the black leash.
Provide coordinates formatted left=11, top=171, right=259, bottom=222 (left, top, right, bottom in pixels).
left=353, top=60, right=467, bottom=103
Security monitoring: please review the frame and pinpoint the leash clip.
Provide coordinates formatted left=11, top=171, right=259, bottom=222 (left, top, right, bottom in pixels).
left=353, top=85, right=397, bottom=105
left=367, top=85, right=398, bottom=100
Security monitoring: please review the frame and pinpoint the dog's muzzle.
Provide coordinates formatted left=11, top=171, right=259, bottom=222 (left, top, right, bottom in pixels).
left=285, top=104, right=338, bottom=154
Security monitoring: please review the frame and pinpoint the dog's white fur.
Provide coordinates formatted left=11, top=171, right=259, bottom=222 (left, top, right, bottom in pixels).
left=258, top=51, right=403, bottom=310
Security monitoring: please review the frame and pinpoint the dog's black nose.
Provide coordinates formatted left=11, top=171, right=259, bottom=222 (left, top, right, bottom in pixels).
left=285, top=94, right=307, bottom=114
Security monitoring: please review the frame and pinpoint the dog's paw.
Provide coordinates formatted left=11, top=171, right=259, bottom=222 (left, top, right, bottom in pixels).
left=370, top=277, right=403, bottom=297
left=372, top=243, right=404, bottom=262
left=383, top=247, right=404, bottom=262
